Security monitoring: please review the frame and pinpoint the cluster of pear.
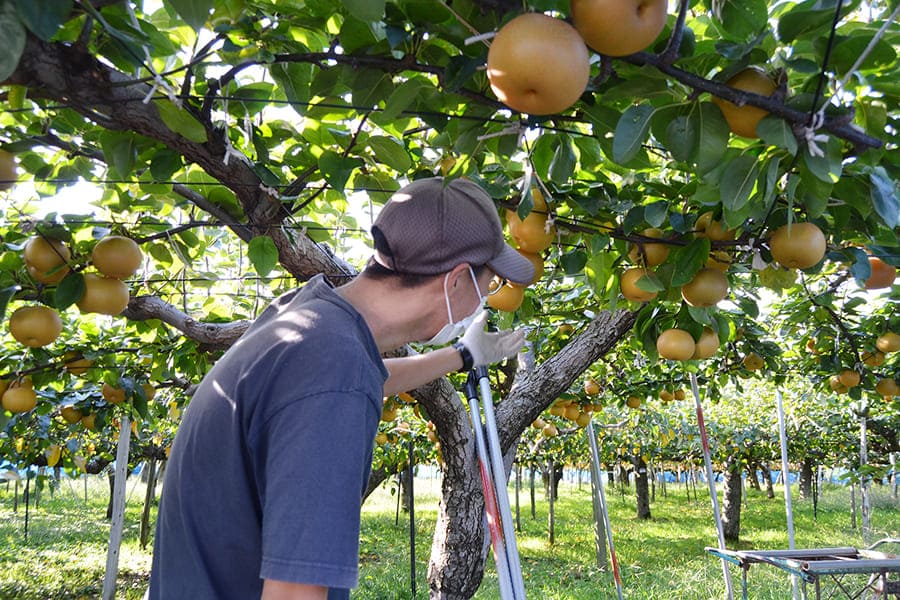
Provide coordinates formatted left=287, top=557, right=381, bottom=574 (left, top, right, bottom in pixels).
left=3, top=234, right=144, bottom=417
left=488, top=188, right=553, bottom=312
left=619, top=215, right=837, bottom=367
left=824, top=332, right=900, bottom=400
left=486, top=0, right=669, bottom=115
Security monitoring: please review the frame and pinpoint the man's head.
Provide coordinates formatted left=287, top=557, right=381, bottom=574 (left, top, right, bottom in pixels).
left=368, top=177, right=535, bottom=285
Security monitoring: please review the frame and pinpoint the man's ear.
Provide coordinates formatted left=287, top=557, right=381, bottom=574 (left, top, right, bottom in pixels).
left=446, top=263, right=472, bottom=288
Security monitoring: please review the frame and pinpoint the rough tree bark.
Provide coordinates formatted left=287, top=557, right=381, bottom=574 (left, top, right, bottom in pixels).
left=633, top=455, right=651, bottom=520
left=761, top=463, right=775, bottom=499
left=747, top=462, right=761, bottom=491
left=799, top=457, right=815, bottom=500
left=541, top=462, right=564, bottom=500
left=721, top=457, right=743, bottom=542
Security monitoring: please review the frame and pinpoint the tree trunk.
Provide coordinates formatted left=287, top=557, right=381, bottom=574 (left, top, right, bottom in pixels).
left=721, top=458, right=743, bottom=543
left=529, top=467, right=536, bottom=519
left=799, top=457, right=814, bottom=500
left=633, top=455, right=651, bottom=520
left=748, top=462, right=761, bottom=491
left=761, top=463, right=775, bottom=499
left=617, top=462, right=630, bottom=488
left=548, top=460, right=556, bottom=545
left=400, top=468, right=412, bottom=513
left=139, top=458, right=158, bottom=550
left=542, top=462, right=563, bottom=500
left=423, top=308, right=636, bottom=597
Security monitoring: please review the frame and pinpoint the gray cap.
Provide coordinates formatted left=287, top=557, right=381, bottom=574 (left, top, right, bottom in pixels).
left=371, top=177, right=535, bottom=285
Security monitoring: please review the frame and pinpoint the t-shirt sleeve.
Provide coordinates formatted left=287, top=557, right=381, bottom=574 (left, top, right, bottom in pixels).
left=252, top=390, right=380, bottom=589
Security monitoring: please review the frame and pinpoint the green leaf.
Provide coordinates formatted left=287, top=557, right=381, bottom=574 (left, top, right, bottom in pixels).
left=99, top=132, right=137, bottom=179
left=826, top=31, right=896, bottom=75
left=613, top=105, right=654, bottom=165
left=720, top=155, right=759, bottom=213
left=296, top=221, right=333, bottom=244
left=560, top=250, right=587, bottom=275
left=14, top=0, right=71, bottom=40
left=549, top=135, right=576, bottom=185
left=800, top=136, right=842, bottom=182
left=644, top=201, right=668, bottom=228
left=0, top=285, right=18, bottom=320
left=55, top=273, right=85, bottom=310
left=665, top=115, right=698, bottom=163
left=798, top=162, right=832, bottom=218
left=585, top=249, right=613, bottom=298
left=248, top=236, right=279, bottom=277
left=380, top=77, right=428, bottom=122
left=153, top=100, right=208, bottom=144
left=693, top=102, right=730, bottom=174
left=229, top=82, right=274, bottom=116
left=350, top=69, right=393, bottom=109
left=0, top=2, right=26, bottom=81
left=132, top=388, right=149, bottom=420
left=530, top=136, right=557, bottom=183
left=443, top=55, right=482, bottom=93
left=165, top=0, right=213, bottom=30
left=635, top=271, right=665, bottom=293
left=368, top=135, right=412, bottom=172
left=670, top=238, right=711, bottom=287
left=270, top=62, right=313, bottom=116
left=150, top=148, right=183, bottom=181
left=342, top=0, right=384, bottom=22
left=719, top=0, right=768, bottom=39
left=846, top=246, right=871, bottom=283
left=777, top=1, right=841, bottom=44
left=318, top=151, right=363, bottom=193
left=869, top=167, right=899, bottom=229
left=757, top=115, right=797, bottom=155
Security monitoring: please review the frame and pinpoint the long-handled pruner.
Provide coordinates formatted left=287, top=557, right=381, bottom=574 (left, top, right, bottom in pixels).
left=465, top=366, right=527, bottom=600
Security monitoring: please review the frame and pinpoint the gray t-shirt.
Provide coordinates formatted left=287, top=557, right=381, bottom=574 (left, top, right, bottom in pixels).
left=149, top=275, right=388, bottom=599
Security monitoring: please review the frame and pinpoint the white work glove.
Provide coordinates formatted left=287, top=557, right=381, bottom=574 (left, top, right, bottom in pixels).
left=459, top=310, right=526, bottom=368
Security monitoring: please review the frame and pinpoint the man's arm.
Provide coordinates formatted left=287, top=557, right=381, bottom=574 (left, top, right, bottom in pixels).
left=261, top=579, right=327, bottom=600
left=384, top=313, right=526, bottom=397
left=383, top=346, right=462, bottom=397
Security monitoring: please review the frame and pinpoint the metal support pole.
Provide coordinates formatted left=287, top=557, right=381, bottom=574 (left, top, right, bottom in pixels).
left=859, top=409, right=871, bottom=544
left=465, top=373, right=515, bottom=599
left=587, top=421, right=623, bottom=600
left=24, top=472, right=30, bottom=542
left=690, top=373, right=734, bottom=600
left=586, top=423, right=608, bottom=570
left=475, top=368, right=526, bottom=599
left=776, top=389, right=799, bottom=600
left=408, top=438, right=416, bottom=598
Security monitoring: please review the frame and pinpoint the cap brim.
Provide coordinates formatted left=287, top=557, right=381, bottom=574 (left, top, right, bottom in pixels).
left=487, top=244, right=535, bottom=286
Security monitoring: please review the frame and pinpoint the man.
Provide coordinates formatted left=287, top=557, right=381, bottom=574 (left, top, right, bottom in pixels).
left=149, top=177, right=535, bottom=599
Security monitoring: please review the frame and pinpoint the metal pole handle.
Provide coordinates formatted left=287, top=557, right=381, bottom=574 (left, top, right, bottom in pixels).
left=474, top=367, right=527, bottom=599
left=466, top=372, right=515, bottom=600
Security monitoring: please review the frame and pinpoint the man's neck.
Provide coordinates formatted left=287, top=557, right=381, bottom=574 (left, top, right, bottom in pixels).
left=335, top=276, right=440, bottom=353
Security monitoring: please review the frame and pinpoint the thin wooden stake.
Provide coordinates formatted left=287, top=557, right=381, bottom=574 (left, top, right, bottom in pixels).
left=102, top=415, right=131, bottom=600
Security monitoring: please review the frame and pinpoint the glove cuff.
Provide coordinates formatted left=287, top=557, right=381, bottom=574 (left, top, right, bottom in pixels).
left=453, top=342, right=474, bottom=372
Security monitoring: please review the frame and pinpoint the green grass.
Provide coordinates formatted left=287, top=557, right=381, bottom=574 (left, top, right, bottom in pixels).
left=1, top=472, right=897, bottom=599
left=0, top=475, right=151, bottom=599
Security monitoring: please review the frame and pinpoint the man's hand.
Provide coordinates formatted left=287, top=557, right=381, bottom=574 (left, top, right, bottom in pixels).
left=459, top=310, right=526, bottom=368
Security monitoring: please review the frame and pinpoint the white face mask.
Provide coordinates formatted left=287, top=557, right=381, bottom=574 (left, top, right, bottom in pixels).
left=423, top=267, right=486, bottom=346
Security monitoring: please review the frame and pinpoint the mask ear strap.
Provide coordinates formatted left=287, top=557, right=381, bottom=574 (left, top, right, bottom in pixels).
left=467, top=266, right=485, bottom=304
left=442, top=272, right=455, bottom=323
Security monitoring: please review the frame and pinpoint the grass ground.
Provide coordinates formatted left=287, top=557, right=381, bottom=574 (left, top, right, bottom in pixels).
left=0, top=470, right=897, bottom=599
